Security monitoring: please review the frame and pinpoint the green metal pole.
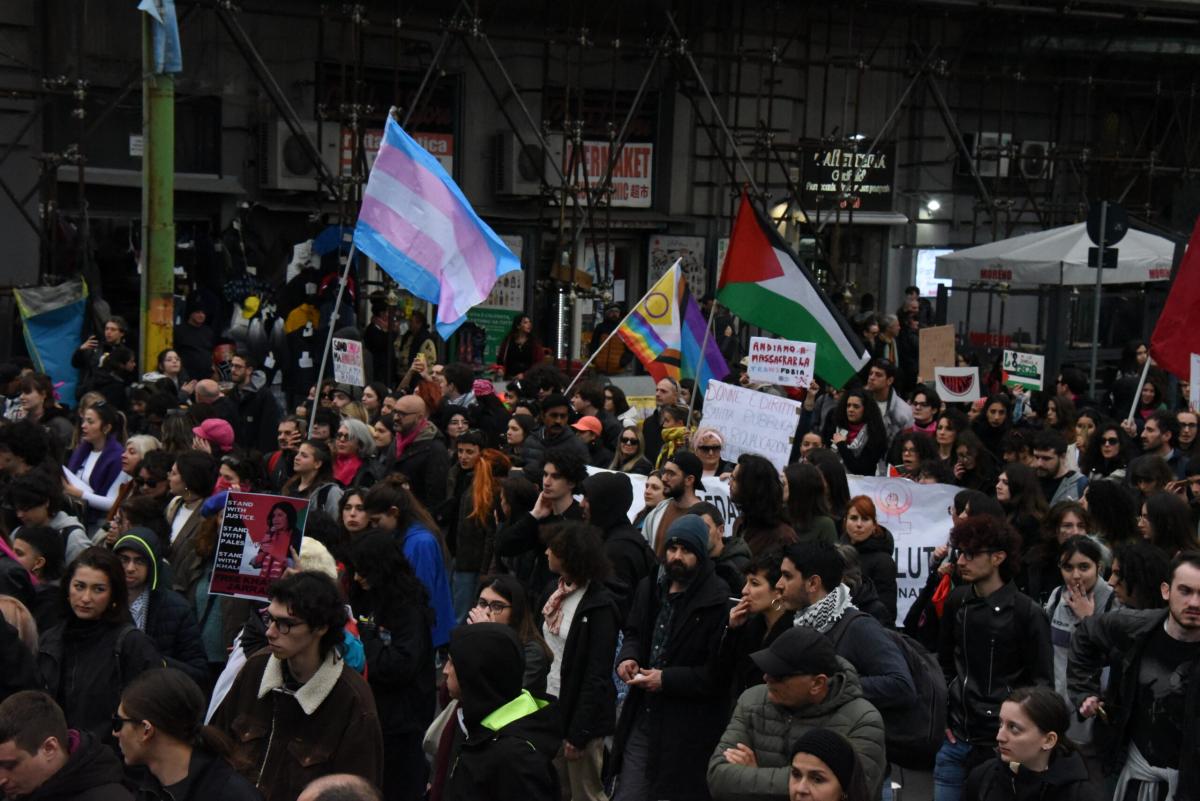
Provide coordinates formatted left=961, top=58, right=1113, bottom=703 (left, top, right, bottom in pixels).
left=141, top=11, right=175, bottom=371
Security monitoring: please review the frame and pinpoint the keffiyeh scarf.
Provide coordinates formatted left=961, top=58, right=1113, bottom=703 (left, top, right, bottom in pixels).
left=792, top=583, right=856, bottom=633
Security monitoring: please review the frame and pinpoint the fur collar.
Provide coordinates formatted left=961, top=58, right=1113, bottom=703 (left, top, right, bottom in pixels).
left=256, top=650, right=344, bottom=715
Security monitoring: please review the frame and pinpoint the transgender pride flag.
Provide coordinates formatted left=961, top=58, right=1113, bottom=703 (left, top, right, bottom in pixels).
left=353, top=114, right=520, bottom=338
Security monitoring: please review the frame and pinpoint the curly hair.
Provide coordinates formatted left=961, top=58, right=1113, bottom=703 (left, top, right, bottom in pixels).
left=949, top=514, right=1022, bottom=581
left=546, top=522, right=611, bottom=585
left=267, top=572, right=347, bottom=659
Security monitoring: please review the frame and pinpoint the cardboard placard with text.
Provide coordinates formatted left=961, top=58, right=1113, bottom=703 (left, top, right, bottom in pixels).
left=702, top=381, right=803, bottom=472
left=747, top=337, right=816, bottom=388
left=332, top=338, right=365, bottom=386
left=918, top=325, right=956, bottom=382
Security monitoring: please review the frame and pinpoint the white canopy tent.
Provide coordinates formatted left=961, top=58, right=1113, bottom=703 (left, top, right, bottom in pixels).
left=935, top=222, right=1175, bottom=285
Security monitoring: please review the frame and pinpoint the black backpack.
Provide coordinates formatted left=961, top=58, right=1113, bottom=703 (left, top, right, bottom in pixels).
left=829, top=609, right=948, bottom=769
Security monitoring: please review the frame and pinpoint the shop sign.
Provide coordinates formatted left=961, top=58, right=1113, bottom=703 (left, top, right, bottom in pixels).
left=801, top=143, right=895, bottom=212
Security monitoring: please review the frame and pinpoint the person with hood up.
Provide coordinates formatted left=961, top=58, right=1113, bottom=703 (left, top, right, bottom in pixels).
left=112, top=529, right=209, bottom=687
left=612, top=515, right=731, bottom=801
left=439, top=623, right=561, bottom=801
left=0, top=689, right=133, bottom=801
left=580, top=471, right=657, bottom=604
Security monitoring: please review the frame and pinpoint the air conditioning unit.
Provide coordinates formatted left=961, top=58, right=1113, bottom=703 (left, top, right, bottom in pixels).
left=494, top=131, right=560, bottom=196
left=260, top=119, right=341, bottom=191
left=1018, top=140, right=1054, bottom=180
left=958, top=132, right=1012, bottom=178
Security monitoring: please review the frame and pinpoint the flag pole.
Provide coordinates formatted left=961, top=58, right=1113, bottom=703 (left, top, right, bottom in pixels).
left=308, top=242, right=357, bottom=438
left=1126, top=356, right=1153, bottom=424
left=687, top=197, right=740, bottom=430
left=563, top=261, right=679, bottom=398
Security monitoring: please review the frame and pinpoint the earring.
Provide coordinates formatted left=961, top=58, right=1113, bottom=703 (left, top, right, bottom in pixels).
left=771, top=597, right=785, bottom=612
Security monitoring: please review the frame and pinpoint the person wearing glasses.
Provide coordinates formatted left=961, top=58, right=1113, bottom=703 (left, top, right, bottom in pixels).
left=1079, top=420, right=1132, bottom=481
left=933, top=515, right=1053, bottom=801
left=332, top=419, right=380, bottom=490
left=608, top=424, right=653, bottom=476
left=0, top=690, right=133, bottom=801
left=36, top=547, right=163, bottom=743
left=467, top=574, right=551, bottom=693
left=212, top=571, right=384, bottom=801
left=114, top=668, right=262, bottom=801
left=692, top=427, right=734, bottom=479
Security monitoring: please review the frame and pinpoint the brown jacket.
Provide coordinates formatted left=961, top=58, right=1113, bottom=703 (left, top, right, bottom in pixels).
left=212, top=650, right=384, bottom=801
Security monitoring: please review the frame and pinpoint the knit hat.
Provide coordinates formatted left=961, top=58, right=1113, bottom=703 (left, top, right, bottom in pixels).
left=192, top=418, right=234, bottom=452
left=664, top=515, right=710, bottom=561
left=789, top=728, right=859, bottom=793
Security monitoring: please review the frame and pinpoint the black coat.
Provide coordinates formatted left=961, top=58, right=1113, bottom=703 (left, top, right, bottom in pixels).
left=360, top=601, right=437, bottom=737
left=939, top=582, right=1053, bottom=745
left=718, top=611, right=793, bottom=702
left=144, top=587, right=210, bottom=687
left=538, top=581, right=620, bottom=747
left=581, top=471, right=657, bottom=607
left=612, top=562, right=731, bottom=800
left=390, top=426, right=451, bottom=512
left=132, top=749, right=263, bottom=801
left=495, top=503, right=585, bottom=599
left=0, top=615, right=41, bottom=702
left=846, top=528, right=898, bottom=627
left=38, top=619, right=164, bottom=742
left=232, top=384, right=283, bottom=453
left=26, top=730, right=133, bottom=801
left=444, top=701, right=562, bottom=801
left=964, top=751, right=1100, bottom=801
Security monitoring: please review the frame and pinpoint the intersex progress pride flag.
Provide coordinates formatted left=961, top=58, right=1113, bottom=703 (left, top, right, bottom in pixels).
left=354, top=114, right=520, bottom=338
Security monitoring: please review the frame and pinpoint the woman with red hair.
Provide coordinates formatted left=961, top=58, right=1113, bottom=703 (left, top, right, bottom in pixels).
left=841, top=495, right=898, bottom=626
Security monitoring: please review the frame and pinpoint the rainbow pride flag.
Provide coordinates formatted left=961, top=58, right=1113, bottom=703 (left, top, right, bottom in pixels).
left=617, top=261, right=730, bottom=392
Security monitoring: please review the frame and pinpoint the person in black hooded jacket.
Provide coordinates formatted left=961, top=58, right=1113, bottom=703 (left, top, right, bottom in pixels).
left=440, top=623, right=561, bottom=801
left=0, top=689, right=133, bottom=801
left=580, top=471, right=657, bottom=605
left=112, top=530, right=209, bottom=688
left=348, top=530, right=436, bottom=801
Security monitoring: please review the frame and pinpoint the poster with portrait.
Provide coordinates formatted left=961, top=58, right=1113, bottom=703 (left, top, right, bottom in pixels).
left=209, top=492, right=308, bottom=601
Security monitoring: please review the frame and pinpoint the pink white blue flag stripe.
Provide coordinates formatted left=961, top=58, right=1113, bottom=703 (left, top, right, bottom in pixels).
left=353, top=115, right=520, bottom=338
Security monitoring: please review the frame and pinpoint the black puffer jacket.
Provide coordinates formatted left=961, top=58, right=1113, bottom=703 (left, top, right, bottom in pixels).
left=939, top=582, right=1054, bottom=745
left=444, top=624, right=561, bottom=801
left=132, top=748, right=263, bottom=801
left=26, top=730, right=133, bottom=801
left=38, top=618, right=163, bottom=742
left=538, top=580, right=620, bottom=747
left=612, top=560, right=731, bottom=801
left=845, top=527, right=898, bottom=627
left=964, top=751, right=1100, bottom=801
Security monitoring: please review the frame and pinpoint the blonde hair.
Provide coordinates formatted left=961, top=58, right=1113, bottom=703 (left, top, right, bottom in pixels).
left=339, top=401, right=369, bottom=424
left=0, top=595, right=38, bottom=653
left=126, top=434, right=161, bottom=463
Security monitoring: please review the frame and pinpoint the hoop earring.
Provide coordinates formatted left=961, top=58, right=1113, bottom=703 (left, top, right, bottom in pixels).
left=771, top=597, right=785, bottom=612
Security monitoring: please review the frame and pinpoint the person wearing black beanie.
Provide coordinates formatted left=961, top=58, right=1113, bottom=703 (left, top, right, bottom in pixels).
left=788, top=728, right=871, bottom=801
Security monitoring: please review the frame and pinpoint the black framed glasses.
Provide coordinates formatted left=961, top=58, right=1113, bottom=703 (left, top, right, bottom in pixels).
left=950, top=547, right=1001, bottom=562
left=112, top=714, right=140, bottom=733
left=475, top=599, right=511, bottom=613
left=263, top=612, right=304, bottom=635
left=697, top=444, right=722, bottom=453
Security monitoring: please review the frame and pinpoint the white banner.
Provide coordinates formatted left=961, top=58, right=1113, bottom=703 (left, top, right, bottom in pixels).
left=747, top=337, right=816, bottom=388
left=585, top=466, right=740, bottom=538
left=702, top=381, right=803, bottom=472
left=846, top=476, right=959, bottom=621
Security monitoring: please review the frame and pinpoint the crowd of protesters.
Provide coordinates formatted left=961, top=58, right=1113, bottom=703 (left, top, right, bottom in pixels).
left=0, top=292, right=1197, bottom=801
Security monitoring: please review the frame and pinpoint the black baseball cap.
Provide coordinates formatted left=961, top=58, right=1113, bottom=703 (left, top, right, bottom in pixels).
left=750, top=626, right=840, bottom=678
left=668, top=451, right=705, bottom=493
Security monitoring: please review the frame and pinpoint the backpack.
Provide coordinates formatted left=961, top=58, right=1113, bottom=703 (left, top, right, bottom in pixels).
left=829, top=609, right=948, bottom=769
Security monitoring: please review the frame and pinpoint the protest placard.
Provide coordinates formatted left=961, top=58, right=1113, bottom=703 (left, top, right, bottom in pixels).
left=919, top=325, right=956, bottom=382
left=702, top=381, right=803, bottom=472
left=1001, top=349, right=1045, bottom=390
left=332, top=337, right=365, bottom=386
left=747, top=337, right=816, bottom=388
left=934, top=366, right=981, bottom=402
left=846, top=476, right=959, bottom=621
left=209, top=492, right=308, bottom=602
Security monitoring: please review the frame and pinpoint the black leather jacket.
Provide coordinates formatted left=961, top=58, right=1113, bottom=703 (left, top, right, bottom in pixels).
left=938, top=581, right=1054, bottom=744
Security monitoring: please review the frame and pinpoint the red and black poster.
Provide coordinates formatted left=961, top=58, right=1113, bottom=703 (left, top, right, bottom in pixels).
left=209, top=492, right=308, bottom=601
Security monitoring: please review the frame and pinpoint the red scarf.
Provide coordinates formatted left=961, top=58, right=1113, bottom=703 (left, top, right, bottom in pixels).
left=394, top=420, right=429, bottom=460
left=541, top=577, right=580, bottom=635
left=333, top=454, right=363, bottom=487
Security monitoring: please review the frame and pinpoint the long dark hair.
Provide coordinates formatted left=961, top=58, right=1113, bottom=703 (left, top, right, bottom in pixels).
left=348, top=529, right=434, bottom=629
left=1143, top=491, right=1200, bottom=555
left=1083, top=479, right=1139, bottom=547
left=1079, top=419, right=1132, bottom=477
left=831, top=387, right=887, bottom=448
left=999, top=462, right=1048, bottom=523
left=783, top=462, right=832, bottom=531
left=362, top=475, right=449, bottom=562
left=283, top=440, right=335, bottom=495
left=120, top=668, right=243, bottom=767
left=478, top=574, right=550, bottom=664
left=734, top=454, right=787, bottom=529
left=807, top=448, right=851, bottom=520
left=1111, top=541, right=1169, bottom=609
left=605, top=384, right=631, bottom=416
left=63, top=547, right=129, bottom=624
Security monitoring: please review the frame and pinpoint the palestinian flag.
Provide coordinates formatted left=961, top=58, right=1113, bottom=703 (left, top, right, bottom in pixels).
left=718, top=191, right=869, bottom=388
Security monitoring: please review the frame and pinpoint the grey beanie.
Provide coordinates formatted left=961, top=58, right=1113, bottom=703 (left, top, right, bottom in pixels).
left=664, top=514, right=710, bottom=561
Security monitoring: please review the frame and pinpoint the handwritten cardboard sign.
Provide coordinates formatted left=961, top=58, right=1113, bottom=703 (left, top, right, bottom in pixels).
left=747, top=337, right=816, bottom=388
left=702, top=381, right=803, bottom=472
left=332, top=337, right=364, bottom=386
left=918, top=325, right=956, bottom=383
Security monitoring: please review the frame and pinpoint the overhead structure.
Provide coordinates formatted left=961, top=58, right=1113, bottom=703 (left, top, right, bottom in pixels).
left=934, top=223, right=1175, bottom=286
